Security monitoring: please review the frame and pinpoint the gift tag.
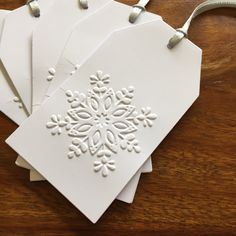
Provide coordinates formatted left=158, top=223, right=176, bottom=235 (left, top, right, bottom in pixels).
left=0, top=10, right=28, bottom=125
left=7, top=19, right=202, bottom=223
left=0, top=0, right=57, bottom=113
left=44, top=0, right=160, bottom=191
left=32, top=0, right=112, bottom=111
left=28, top=0, right=159, bottom=196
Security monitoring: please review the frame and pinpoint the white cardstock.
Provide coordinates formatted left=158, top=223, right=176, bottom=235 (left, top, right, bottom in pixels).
left=7, top=20, right=202, bottom=223
left=0, top=0, right=57, bottom=113
left=0, top=10, right=28, bottom=125
left=32, top=0, right=112, bottom=110
left=28, top=0, right=160, bottom=197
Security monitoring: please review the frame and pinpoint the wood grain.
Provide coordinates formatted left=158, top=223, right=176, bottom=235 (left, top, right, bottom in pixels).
left=0, top=0, right=235, bottom=235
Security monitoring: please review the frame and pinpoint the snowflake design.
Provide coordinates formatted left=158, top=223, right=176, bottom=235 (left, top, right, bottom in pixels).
left=46, top=70, right=157, bottom=177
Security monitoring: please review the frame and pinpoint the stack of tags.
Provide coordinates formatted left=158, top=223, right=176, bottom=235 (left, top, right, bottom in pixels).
left=0, top=0, right=204, bottom=223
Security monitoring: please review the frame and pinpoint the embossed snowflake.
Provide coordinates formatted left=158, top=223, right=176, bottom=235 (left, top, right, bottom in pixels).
left=46, top=70, right=157, bottom=177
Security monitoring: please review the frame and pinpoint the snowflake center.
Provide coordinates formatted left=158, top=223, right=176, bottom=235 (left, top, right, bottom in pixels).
left=94, top=113, right=110, bottom=128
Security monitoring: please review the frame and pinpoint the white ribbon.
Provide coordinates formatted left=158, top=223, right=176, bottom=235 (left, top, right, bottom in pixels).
left=129, top=0, right=151, bottom=23
left=168, top=0, right=236, bottom=49
left=79, top=0, right=88, bottom=9
left=27, top=0, right=40, bottom=17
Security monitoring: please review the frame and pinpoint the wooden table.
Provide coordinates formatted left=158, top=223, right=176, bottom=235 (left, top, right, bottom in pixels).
left=0, top=1, right=235, bottom=235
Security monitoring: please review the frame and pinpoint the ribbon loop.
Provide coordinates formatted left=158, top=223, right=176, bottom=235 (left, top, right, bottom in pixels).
left=79, top=0, right=88, bottom=9
left=27, top=0, right=40, bottom=17
left=168, top=0, right=236, bottom=49
left=129, top=0, right=151, bottom=23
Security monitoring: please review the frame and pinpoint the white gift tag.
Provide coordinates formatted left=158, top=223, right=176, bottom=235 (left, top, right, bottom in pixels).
left=9, top=0, right=152, bottom=202
left=7, top=19, right=202, bottom=223
left=28, top=0, right=159, bottom=197
left=32, top=0, right=112, bottom=111
left=0, top=0, right=57, bottom=113
left=0, top=10, right=28, bottom=125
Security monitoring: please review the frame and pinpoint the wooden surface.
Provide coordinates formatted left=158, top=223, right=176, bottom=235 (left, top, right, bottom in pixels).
left=0, top=0, right=235, bottom=235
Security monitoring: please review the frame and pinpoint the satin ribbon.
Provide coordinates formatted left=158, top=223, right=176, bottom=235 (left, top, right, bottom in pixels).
left=129, top=0, right=151, bottom=23
left=79, top=0, right=88, bottom=9
left=27, top=0, right=40, bottom=17
left=168, top=0, right=236, bottom=49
